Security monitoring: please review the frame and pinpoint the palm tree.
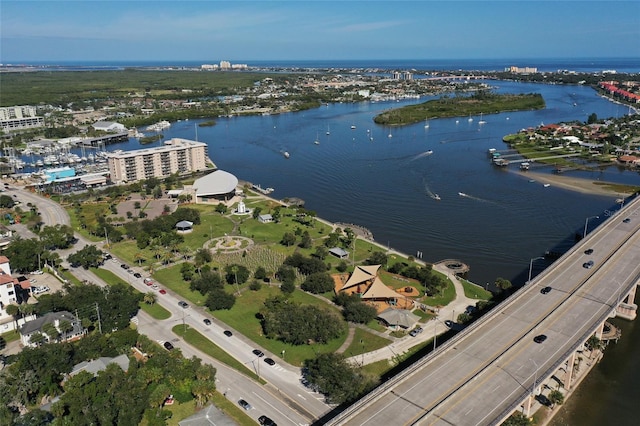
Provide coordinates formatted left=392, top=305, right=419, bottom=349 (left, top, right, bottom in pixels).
left=134, top=251, right=145, bottom=266
left=58, top=319, right=73, bottom=341
left=29, top=332, right=46, bottom=347
left=5, top=304, right=19, bottom=329
left=143, top=291, right=157, bottom=306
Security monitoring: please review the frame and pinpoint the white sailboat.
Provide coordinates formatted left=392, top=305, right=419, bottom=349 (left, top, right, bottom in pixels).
left=478, top=113, right=486, bottom=125
left=424, top=118, right=430, bottom=129
left=314, top=132, right=320, bottom=145
left=326, top=125, right=330, bottom=135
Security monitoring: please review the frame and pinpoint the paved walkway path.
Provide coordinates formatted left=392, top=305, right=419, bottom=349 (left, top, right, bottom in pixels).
left=336, top=325, right=356, bottom=354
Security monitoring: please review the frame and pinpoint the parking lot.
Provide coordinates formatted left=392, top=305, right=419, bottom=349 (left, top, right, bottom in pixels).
left=25, top=271, right=65, bottom=301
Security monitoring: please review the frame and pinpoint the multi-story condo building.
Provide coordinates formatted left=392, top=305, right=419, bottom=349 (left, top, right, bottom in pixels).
left=107, top=138, right=210, bottom=184
left=0, top=105, right=45, bottom=131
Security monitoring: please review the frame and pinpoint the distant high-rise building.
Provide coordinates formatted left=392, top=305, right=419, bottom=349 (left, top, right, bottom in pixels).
left=220, top=60, right=231, bottom=70
left=107, top=138, right=210, bottom=184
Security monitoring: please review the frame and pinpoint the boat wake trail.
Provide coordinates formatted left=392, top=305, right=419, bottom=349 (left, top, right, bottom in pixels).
left=423, top=181, right=441, bottom=201
left=410, top=150, right=434, bottom=161
left=458, top=192, right=498, bottom=205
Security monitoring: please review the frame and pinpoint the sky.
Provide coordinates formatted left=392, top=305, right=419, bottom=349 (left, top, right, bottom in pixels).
left=1, top=0, right=639, bottom=63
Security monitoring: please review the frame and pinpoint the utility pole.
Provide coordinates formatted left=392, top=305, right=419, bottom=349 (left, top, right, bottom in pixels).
left=95, top=303, right=102, bottom=334
left=104, top=227, right=109, bottom=248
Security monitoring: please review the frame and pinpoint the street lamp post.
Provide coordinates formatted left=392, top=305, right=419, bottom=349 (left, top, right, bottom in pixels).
left=583, top=215, right=599, bottom=238
left=528, top=257, right=545, bottom=284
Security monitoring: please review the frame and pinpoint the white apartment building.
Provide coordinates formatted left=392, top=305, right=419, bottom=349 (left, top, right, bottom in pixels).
left=0, top=105, right=45, bottom=131
left=107, top=138, right=210, bottom=184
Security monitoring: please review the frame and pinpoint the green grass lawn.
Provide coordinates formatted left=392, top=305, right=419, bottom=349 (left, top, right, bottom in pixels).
left=152, top=265, right=208, bottom=306
left=212, top=286, right=348, bottom=366
left=422, top=277, right=456, bottom=307
left=343, top=328, right=392, bottom=357
left=172, top=325, right=263, bottom=384
left=1, top=330, right=20, bottom=344
left=460, top=279, right=492, bottom=300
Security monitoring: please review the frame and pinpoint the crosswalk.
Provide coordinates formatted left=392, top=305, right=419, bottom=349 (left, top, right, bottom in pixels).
left=130, top=316, right=139, bottom=325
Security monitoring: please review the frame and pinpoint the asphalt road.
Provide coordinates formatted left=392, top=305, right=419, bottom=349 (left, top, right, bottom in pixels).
left=331, top=197, right=640, bottom=426
left=9, top=183, right=331, bottom=424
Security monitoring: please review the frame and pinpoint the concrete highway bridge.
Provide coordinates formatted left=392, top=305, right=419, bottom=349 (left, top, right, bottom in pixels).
left=327, top=195, right=640, bottom=426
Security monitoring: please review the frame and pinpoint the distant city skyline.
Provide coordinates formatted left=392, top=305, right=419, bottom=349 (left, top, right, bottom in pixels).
left=1, top=1, right=639, bottom=63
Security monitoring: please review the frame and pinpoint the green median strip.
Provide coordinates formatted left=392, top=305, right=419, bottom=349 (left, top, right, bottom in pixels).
left=172, top=325, right=266, bottom=385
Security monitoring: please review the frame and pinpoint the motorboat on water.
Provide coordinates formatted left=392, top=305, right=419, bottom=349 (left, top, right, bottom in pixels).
left=458, top=192, right=467, bottom=197
left=433, top=194, right=441, bottom=201
left=543, top=183, right=551, bottom=188
left=283, top=151, right=290, bottom=159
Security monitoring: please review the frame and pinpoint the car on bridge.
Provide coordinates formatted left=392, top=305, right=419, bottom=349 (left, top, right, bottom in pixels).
left=540, top=286, right=552, bottom=294
left=533, top=334, right=547, bottom=344
left=584, top=248, right=594, bottom=255
left=583, top=260, right=594, bottom=269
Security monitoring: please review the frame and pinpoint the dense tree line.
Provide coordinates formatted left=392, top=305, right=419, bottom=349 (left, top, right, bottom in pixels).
left=260, top=296, right=345, bottom=345
left=0, top=330, right=216, bottom=425
left=35, top=282, right=141, bottom=333
left=302, top=353, right=377, bottom=405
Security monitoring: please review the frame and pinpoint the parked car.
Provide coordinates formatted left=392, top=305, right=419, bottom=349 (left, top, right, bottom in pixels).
left=409, top=326, right=423, bottom=337
left=264, top=358, right=275, bottom=366
left=623, top=218, right=631, bottom=223
left=584, top=248, right=594, bottom=255
left=252, top=349, right=265, bottom=357
left=133, top=272, right=142, bottom=279
left=163, top=341, right=174, bottom=350
left=238, top=399, right=252, bottom=410
left=143, top=278, right=153, bottom=284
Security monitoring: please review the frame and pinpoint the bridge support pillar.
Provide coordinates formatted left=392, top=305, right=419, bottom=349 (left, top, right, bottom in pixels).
left=564, top=352, right=576, bottom=390
left=595, top=321, right=605, bottom=340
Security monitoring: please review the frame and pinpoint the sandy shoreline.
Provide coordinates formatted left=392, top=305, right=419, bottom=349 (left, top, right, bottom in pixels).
left=515, top=171, right=637, bottom=198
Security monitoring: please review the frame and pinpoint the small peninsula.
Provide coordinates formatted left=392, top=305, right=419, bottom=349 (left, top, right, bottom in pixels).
left=373, top=91, right=545, bottom=125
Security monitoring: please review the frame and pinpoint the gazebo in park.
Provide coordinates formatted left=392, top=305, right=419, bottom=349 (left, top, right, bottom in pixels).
left=336, top=265, right=414, bottom=312
left=377, top=307, right=420, bottom=330
left=175, top=220, right=194, bottom=233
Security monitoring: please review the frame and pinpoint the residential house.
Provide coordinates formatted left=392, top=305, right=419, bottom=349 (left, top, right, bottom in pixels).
left=19, top=311, right=85, bottom=347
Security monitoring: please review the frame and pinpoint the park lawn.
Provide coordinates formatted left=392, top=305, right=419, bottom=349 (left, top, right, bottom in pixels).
left=379, top=271, right=424, bottom=297
left=421, top=277, right=456, bottom=307
left=152, top=265, right=208, bottom=306
left=343, top=328, right=392, bottom=357
left=212, top=286, right=348, bottom=367
left=460, top=279, right=492, bottom=300
left=366, top=319, right=387, bottom=333
left=185, top=212, right=236, bottom=246
left=66, top=203, right=108, bottom=242
left=172, top=325, right=263, bottom=383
